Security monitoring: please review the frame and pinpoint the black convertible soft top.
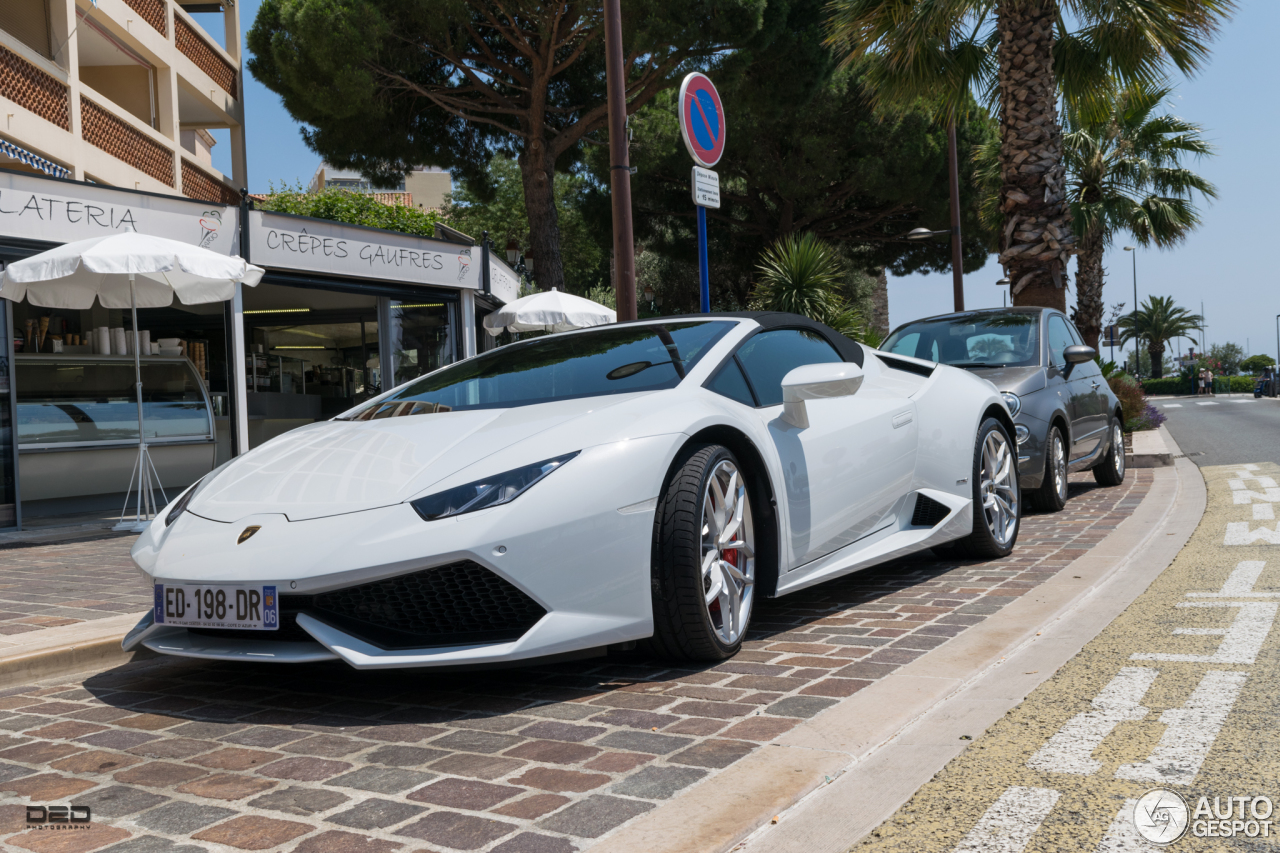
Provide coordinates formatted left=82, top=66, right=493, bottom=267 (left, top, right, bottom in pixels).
left=621, top=311, right=865, bottom=367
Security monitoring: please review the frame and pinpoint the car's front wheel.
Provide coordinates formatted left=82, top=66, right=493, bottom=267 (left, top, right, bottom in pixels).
left=1028, top=425, right=1069, bottom=512
left=1092, top=418, right=1126, bottom=486
left=946, top=417, right=1021, bottom=558
left=648, top=444, right=756, bottom=661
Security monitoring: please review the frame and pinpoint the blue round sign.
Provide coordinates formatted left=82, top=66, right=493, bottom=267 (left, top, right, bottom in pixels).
left=678, top=73, right=725, bottom=168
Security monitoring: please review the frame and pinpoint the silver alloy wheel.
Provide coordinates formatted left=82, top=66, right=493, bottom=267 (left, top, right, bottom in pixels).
left=700, top=460, right=755, bottom=645
left=1112, top=423, right=1126, bottom=478
left=1050, top=431, right=1067, bottom=501
left=980, top=429, right=1019, bottom=547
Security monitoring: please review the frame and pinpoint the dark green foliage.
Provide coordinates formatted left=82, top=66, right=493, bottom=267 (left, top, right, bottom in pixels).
left=1242, top=354, right=1276, bottom=374
left=255, top=186, right=442, bottom=236
left=589, top=0, right=996, bottom=313
left=247, top=0, right=775, bottom=291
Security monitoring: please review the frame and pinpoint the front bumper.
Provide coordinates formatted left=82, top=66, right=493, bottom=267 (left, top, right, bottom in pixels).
left=127, top=436, right=678, bottom=669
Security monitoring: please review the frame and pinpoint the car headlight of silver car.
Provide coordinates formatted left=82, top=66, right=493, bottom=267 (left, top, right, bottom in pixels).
left=410, top=452, right=580, bottom=521
left=1001, top=392, right=1021, bottom=417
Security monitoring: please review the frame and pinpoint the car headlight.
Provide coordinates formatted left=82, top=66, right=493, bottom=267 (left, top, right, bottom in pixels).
left=411, top=452, right=579, bottom=521
left=1015, top=425, right=1030, bottom=445
left=1001, top=392, right=1021, bottom=417
left=164, top=479, right=202, bottom=527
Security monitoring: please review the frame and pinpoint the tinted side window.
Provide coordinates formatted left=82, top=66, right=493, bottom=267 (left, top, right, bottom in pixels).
left=736, top=329, right=842, bottom=407
left=706, top=359, right=756, bottom=406
left=1046, top=316, right=1075, bottom=368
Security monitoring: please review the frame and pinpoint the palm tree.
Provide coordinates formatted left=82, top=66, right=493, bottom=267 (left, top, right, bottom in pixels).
left=1117, top=296, right=1203, bottom=379
left=1067, top=83, right=1216, bottom=350
left=825, top=0, right=1234, bottom=312
left=752, top=233, right=873, bottom=342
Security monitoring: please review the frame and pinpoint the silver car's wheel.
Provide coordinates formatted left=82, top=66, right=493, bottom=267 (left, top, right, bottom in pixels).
left=700, top=460, right=755, bottom=646
left=1030, top=426, right=1070, bottom=512
left=1094, top=419, right=1127, bottom=486
left=980, top=430, right=1019, bottom=548
left=1050, top=431, right=1067, bottom=501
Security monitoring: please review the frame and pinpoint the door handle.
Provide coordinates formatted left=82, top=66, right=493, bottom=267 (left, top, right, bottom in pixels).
left=1090, top=381, right=1101, bottom=389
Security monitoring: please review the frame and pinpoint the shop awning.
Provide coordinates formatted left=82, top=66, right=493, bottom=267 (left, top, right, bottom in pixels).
left=0, top=139, right=71, bottom=180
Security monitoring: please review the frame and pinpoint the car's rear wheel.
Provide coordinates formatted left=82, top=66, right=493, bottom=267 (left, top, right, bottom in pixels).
left=1093, top=419, right=1126, bottom=486
left=945, top=417, right=1021, bottom=559
left=1028, top=425, right=1069, bottom=512
left=648, top=444, right=755, bottom=661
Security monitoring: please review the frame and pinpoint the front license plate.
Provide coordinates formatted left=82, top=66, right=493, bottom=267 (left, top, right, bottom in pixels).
left=154, top=584, right=278, bottom=630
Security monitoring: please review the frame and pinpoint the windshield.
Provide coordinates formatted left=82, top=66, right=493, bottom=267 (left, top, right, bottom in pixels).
left=341, top=321, right=734, bottom=417
left=881, top=313, right=1041, bottom=368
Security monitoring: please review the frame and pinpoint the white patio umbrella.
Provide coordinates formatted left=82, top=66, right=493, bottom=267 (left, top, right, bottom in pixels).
left=483, top=287, right=616, bottom=335
left=0, top=232, right=264, bottom=531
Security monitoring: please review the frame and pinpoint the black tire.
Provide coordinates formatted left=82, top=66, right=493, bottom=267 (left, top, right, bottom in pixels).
left=647, top=444, right=755, bottom=661
left=1028, top=425, right=1069, bottom=513
left=946, top=417, right=1021, bottom=559
left=1092, top=417, right=1127, bottom=486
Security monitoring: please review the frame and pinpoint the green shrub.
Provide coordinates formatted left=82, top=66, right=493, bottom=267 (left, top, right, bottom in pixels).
left=1141, top=377, right=1186, bottom=396
left=1230, top=376, right=1254, bottom=393
left=256, top=186, right=442, bottom=237
left=1108, top=373, right=1147, bottom=429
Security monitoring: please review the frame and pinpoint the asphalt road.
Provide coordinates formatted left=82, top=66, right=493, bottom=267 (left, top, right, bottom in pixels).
left=1156, top=395, right=1280, bottom=466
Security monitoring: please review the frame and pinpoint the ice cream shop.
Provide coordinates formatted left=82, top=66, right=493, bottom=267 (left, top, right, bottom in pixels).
left=0, top=167, right=518, bottom=531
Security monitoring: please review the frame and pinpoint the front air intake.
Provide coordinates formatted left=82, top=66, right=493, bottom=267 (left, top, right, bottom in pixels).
left=296, top=561, right=547, bottom=650
left=910, top=493, right=950, bottom=527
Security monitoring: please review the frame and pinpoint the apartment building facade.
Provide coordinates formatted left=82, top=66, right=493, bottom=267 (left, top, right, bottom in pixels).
left=310, top=162, right=452, bottom=211
left=0, top=0, right=244, bottom=201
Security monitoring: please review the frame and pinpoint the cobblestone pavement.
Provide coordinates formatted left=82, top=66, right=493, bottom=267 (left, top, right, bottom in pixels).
left=0, top=473, right=1151, bottom=853
left=0, top=535, right=145, bottom=636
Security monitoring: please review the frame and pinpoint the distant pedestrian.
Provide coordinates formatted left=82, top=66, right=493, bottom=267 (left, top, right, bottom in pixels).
left=1207, top=369, right=1215, bottom=396
left=1198, top=369, right=1207, bottom=395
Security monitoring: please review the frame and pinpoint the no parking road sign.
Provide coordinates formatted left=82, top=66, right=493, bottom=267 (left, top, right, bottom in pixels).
left=679, top=72, right=725, bottom=168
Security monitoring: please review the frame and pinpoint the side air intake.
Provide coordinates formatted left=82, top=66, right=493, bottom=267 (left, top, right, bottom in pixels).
left=910, top=493, right=950, bottom=527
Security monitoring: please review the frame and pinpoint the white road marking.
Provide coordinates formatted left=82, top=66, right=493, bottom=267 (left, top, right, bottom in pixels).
left=1188, top=561, right=1279, bottom=598
left=1224, top=522, right=1280, bottom=545
left=951, top=787, right=1061, bottom=853
left=1232, top=399, right=1254, bottom=403
left=1026, top=668, right=1157, bottom=775
left=1255, top=504, right=1276, bottom=521
left=1163, top=404, right=1183, bottom=408
left=1115, top=670, right=1248, bottom=786
left=1233, top=487, right=1280, bottom=504
left=1132, top=602, right=1277, bottom=663
left=1196, top=402, right=1219, bottom=406
left=1095, top=800, right=1163, bottom=852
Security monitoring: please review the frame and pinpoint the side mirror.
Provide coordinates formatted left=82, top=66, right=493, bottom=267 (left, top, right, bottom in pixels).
left=1064, top=345, right=1096, bottom=364
left=780, top=362, right=864, bottom=428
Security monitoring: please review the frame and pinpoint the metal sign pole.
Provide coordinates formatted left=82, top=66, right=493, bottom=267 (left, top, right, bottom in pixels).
left=697, top=206, right=710, bottom=313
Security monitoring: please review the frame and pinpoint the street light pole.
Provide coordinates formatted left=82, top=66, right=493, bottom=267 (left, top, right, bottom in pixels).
left=1124, top=246, right=1139, bottom=374
left=603, top=0, right=637, bottom=323
left=947, top=124, right=964, bottom=313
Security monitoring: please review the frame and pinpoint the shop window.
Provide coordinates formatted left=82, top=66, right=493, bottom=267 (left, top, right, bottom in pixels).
left=394, top=301, right=457, bottom=384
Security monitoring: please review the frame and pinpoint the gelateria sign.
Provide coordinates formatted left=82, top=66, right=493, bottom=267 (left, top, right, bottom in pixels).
left=248, top=210, right=479, bottom=290
left=0, top=170, right=239, bottom=254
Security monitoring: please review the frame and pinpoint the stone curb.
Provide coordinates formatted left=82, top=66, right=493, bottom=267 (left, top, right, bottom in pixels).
left=0, top=612, right=153, bottom=690
left=595, top=460, right=1194, bottom=853
left=1126, top=427, right=1172, bottom=468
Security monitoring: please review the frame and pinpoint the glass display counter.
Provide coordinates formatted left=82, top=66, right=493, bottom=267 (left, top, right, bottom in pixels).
left=15, top=355, right=216, bottom=503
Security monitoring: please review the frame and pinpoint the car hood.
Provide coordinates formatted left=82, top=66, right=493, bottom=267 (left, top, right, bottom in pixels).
left=962, top=365, right=1046, bottom=395
left=188, top=393, right=656, bottom=523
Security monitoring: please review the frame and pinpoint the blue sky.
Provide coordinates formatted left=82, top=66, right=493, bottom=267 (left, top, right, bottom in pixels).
left=217, top=0, right=1274, bottom=364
